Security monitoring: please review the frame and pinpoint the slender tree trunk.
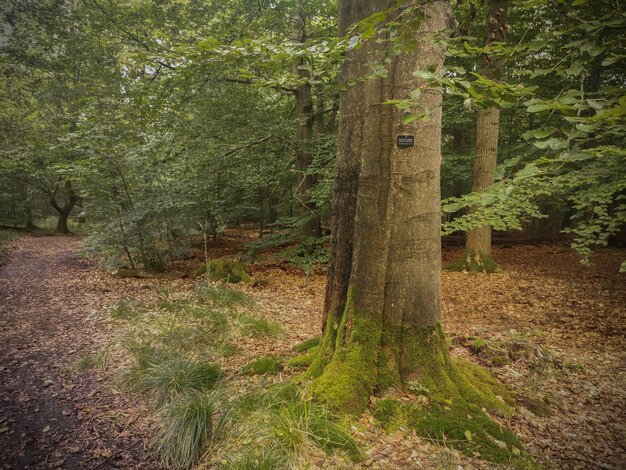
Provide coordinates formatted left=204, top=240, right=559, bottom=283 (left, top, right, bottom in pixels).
left=292, top=9, right=322, bottom=239
left=464, top=0, right=509, bottom=266
left=307, top=0, right=453, bottom=413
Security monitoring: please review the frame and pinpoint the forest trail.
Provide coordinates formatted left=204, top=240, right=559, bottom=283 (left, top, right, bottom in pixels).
left=1, top=235, right=625, bottom=469
left=0, top=236, right=157, bottom=469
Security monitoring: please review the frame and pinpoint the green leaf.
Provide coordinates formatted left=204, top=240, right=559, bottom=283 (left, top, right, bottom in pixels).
left=527, top=103, right=549, bottom=113
left=532, top=128, right=556, bottom=139
left=402, top=113, right=418, bottom=125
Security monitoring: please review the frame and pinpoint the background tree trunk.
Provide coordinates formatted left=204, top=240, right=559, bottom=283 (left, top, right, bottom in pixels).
left=50, top=181, right=79, bottom=234
left=308, top=0, right=452, bottom=413
left=464, top=0, right=509, bottom=266
left=292, top=8, right=321, bottom=239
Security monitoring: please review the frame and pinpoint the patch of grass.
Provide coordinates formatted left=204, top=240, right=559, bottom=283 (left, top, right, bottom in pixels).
left=125, top=351, right=221, bottom=408
left=195, top=283, right=251, bottom=309
left=75, top=348, right=110, bottom=371
left=215, top=343, right=238, bottom=358
left=110, top=300, right=139, bottom=320
left=292, top=337, right=320, bottom=352
left=154, top=391, right=217, bottom=469
left=158, top=326, right=214, bottom=352
left=222, top=445, right=289, bottom=470
left=243, top=356, right=283, bottom=375
left=236, top=314, right=282, bottom=338
left=221, top=385, right=362, bottom=465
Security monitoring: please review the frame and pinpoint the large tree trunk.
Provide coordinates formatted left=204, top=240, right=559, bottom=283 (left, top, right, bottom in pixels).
left=292, top=9, right=322, bottom=239
left=307, top=0, right=453, bottom=413
left=464, top=0, right=509, bottom=268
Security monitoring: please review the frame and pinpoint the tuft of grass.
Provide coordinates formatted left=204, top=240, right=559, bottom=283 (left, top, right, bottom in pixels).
left=243, top=356, right=283, bottom=376
left=236, top=314, right=282, bottom=338
left=292, top=337, right=320, bottom=353
left=216, top=343, right=238, bottom=358
left=154, top=391, right=217, bottom=469
left=222, top=444, right=289, bottom=469
left=195, top=283, right=251, bottom=309
left=75, top=348, right=110, bottom=371
left=125, top=352, right=221, bottom=408
left=110, top=300, right=139, bottom=320
left=221, top=385, right=362, bottom=464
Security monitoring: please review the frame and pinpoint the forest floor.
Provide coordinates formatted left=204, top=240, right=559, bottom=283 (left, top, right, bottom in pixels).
left=0, top=234, right=624, bottom=469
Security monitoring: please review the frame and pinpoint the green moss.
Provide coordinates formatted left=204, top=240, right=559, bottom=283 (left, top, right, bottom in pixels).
left=292, top=337, right=320, bottom=352
left=491, top=355, right=511, bottom=367
left=371, top=398, right=402, bottom=429
left=243, top=356, right=283, bottom=375
left=371, top=398, right=530, bottom=465
left=311, top=288, right=382, bottom=414
left=410, top=403, right=530, bottom=465
left=473, top=338, right=490, bottom=352
left=445, top=249, right=502, bottom=274
left=196, top=259, right=252, bottom=283
left=288, top=347, right=319, bottom=369
left=454, top=358, right=514, bottom=417
left=303, top=313, right=339, bottom=380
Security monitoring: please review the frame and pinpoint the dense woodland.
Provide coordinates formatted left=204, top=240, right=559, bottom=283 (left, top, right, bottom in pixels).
left=0, top=1, right=624, bottom=469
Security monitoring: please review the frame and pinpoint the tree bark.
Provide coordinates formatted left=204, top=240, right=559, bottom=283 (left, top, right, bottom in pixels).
left=465, top=0, right=509, bottom=263
left=292, top=9, right=322, bottom=239
left=50, top=181, right=79, bottom=234
left=308, top=0, right=452, bottom=413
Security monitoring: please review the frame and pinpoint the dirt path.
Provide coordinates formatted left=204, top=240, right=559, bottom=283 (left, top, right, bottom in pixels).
left=0, top=236, right=158, bottom=469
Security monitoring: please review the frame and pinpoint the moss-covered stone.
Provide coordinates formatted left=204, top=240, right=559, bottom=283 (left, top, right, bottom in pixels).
left=445, top=249, right=502, bottom=274
left=196, top=259, right=252, bottom=283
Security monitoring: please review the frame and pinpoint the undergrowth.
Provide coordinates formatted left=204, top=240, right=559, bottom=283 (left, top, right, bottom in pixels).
left=112, top=282, right=358, bottom=469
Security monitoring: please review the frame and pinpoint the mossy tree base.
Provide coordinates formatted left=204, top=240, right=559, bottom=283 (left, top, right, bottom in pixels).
left=195, top=259, right=252, bottom=283
left=302, top=308, right=530, bottom=465
left=445, top=249, right=502, bottom=274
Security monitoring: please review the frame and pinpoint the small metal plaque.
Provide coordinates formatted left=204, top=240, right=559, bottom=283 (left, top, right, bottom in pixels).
left=397, top=135, right=414, bottom=148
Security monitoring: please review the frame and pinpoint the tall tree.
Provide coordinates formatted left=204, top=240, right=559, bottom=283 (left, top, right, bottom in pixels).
left=305, top=0, right=457, bottom=412
left=463, top=0, right=509, bottom=271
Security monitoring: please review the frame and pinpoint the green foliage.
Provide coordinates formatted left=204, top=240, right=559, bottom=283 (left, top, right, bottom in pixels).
left=242, top=356, right=283, bottom=375
left=280, top=236, right=329, bottom=274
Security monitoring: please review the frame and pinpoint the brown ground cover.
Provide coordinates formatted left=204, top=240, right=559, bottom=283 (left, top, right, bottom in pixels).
left=0, top=235, right=624, bottom=469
